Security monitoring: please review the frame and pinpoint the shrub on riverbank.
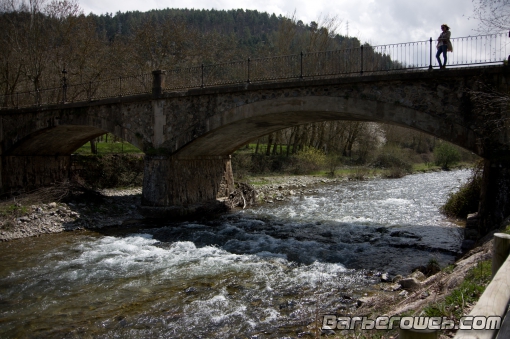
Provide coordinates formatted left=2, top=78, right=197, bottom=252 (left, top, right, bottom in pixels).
left=231, top=149, right=327, bottom=178
left=441, top=162, right=482, bottom=218
left=371, top=144, right=413, bottom=178
left=292, top=148, right=326, bottom=174
left=232, top=140, right=478, bottom=181
left=434, top=142, right=462, bottom=170
left=72, top=154, right=144, bottom=188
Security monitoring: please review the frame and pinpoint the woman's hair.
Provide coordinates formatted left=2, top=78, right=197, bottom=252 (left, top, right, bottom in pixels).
left=441, top=24, right=450, bottom=30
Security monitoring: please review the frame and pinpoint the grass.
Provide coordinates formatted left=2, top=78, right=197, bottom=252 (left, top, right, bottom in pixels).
left=440, top=163, right=482, bottom=219
left=0, top=203, right=30, bottom=231
left=422, top=260, right=492, bottom=320
left=74, top=141, right=142, bottom=155
left=503, top=224, right=510, bottom=235
left=242, top=162, right=469, bottom=187
left=0, top=203, right=29, bottom=218
left=413, top=162, right=441, bottom=172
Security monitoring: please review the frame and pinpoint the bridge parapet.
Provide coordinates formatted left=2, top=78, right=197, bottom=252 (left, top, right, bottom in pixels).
left=1, top=33, right=507, bottom=110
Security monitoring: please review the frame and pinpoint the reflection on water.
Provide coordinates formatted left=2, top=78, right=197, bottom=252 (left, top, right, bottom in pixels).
left=0, top=170, right=470, bottom=338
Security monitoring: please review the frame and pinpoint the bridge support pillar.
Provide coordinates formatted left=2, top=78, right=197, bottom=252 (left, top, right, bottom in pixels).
left=141, top=155, right=234, bottom=207
left=478, top=157, right=510, bottom=235
left=1, top=155, right=71, bottom=193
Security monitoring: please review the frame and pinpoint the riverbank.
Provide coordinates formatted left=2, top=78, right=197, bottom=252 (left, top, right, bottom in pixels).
left=0, top=174, right=369, bottom=241
left=0, top=171, right=500, bottom=338
left=348, top=234, right=495, bottom=339
left=0, top=162, right=473, bottom=241
left=0, top=187, right=144, bottom=241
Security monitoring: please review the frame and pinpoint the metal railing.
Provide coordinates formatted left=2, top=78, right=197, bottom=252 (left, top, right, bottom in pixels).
left=1, top=73, right=152, bottom=109
left=1, top=33, right=507, bottom=109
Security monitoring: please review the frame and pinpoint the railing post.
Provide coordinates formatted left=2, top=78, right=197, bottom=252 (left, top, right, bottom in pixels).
left=201, top=64, right=204, bottom=88
left=429, top=37, right=433, bottom=70
left=152, top=70, right=166, bottom=98
left=247, top=58, right=251, bottom=83
left=493, top=233, right=510, bottom=277
left=61, top=67, right=67, bottom=104
left=300, top=51, right=303, bottom=79
left=360, top=45, right=364, bottom=75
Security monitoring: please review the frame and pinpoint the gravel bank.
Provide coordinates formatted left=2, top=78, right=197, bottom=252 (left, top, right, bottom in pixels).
left=0, top=175, right=356, bottom=241
left=0, top=187, right=144, bottom=241
left=247, top=175, right=350, bottom=203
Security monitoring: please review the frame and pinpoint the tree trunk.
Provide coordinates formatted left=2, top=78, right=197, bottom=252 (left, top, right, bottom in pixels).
left=90, top=138, right=98, bottom=154
left=292, top=126, right=301, bottom=154
left=271, top=131, right=280, bottom=155
left=266, top=133, right=274, bottom=156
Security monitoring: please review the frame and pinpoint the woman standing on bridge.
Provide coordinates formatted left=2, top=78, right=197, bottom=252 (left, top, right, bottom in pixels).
left=436, top=24, right=453, bottom=69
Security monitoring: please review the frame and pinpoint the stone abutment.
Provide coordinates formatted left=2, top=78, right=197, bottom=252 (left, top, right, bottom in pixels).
left=141, top=155, right=234, bottom=207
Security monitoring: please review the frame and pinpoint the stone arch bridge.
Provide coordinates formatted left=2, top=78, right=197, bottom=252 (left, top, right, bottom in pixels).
left=1, top=65, right=509, bottom=234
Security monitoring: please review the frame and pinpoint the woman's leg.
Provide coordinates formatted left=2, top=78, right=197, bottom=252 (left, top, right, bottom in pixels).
left=442, top=45, right=448, bottom=66
left=436, top=47, right=443, bottom=67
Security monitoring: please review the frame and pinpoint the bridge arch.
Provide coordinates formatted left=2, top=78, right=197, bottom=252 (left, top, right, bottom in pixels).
left=2, top=114, right=144, bottom=156
left=1, top=115, right=144, bottom=191
left=176, top=96, right=479, bottom=157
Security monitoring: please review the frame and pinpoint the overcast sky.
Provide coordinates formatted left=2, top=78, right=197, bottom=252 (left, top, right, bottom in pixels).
left=79, top=0, right=479, bottom=45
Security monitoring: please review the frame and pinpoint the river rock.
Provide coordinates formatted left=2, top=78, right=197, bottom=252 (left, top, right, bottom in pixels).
left=398, top=277, right=421, bottom=290
left=380, top=272, right=391, bottom=282
left=461, top=239, right=476, bottom=251
left=391, top=283, right=401, bottom=291
left=410, top=270, right=426, bottom=281
left=321, top=329, right=336, bottom=336
left=392, top=274, right=403, bottom=283
left=357, top=296, right=374, bottom=307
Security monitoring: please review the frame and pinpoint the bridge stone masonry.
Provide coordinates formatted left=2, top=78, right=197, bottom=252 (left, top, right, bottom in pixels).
left=1, top=65, right=510, bottom=238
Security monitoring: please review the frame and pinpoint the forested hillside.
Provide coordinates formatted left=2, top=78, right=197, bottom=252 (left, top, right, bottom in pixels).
left=0, top=0, right=359, bottom=96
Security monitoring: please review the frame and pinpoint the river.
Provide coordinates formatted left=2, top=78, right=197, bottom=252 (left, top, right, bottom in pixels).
left=0, top=169, right=470, bottom=338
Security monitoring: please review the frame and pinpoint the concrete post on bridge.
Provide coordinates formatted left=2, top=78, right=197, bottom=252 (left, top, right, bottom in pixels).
left=152, top=70, right=166, bottom=98
left=141, top=155, right=235, bottom=215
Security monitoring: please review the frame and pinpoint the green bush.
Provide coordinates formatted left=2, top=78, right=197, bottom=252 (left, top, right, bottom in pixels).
left=348, top=167, right=371, bottom=180
left=291, top=148, right=326, bottom=174
left=434, top=142, right=461, bottom=170
left=383, top=167, right=408, bottom=178
left=372, top=144, right=413, bottom=173
left=326, top=153, right=342, bottom=176
left=441, top=162, right=482, bottom=218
